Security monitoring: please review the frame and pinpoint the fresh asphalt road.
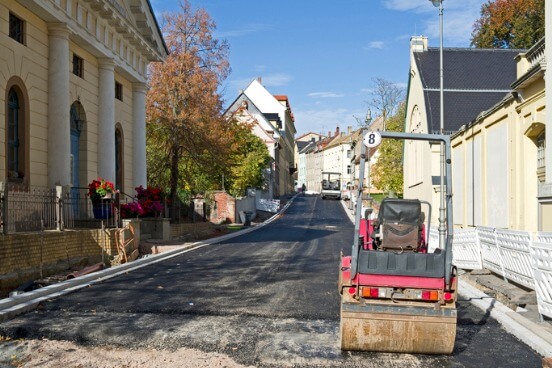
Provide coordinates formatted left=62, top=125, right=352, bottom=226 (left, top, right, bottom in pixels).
left=0, top=195, right=543, bottom=367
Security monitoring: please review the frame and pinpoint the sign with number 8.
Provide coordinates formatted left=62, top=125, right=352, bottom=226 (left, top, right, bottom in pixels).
left=363, top=131, right=382, bottom=148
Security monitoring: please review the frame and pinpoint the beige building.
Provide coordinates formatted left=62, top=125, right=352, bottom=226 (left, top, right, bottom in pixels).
left=295, top=131, right=324, bottom=190
left=403, top=36, right=521, bottom=226
left=1, top=0, right=167, bottom=192
left=452, top=39, right=547, bottom=231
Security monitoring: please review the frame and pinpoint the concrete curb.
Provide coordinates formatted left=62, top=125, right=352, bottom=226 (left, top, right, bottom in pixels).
left=0, top=195, right=297, bottom=323
left=458, top=279, right=552, bottom=357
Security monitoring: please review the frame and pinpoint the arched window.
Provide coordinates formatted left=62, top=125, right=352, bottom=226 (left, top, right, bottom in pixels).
left=115, top=126, right=123, bottom=191
left=7, top=87, right=24, bottom=180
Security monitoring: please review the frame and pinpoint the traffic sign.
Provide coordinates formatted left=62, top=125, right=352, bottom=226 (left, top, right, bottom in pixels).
left=363, top=131, right=382, bottom=148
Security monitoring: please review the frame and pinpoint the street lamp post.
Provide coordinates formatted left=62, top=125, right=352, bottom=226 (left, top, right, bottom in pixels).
left=430, top=0, right=446, bottom=250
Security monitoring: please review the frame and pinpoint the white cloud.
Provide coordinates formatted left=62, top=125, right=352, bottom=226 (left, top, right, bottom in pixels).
left=308, top=92, right=345, bottom=99
left=384, top=0, right=487, bottom=47
left=367, top=41, right=385, bottom=49
left=261, top=73, right=292, bottom=87
left=216, top=23, right=272, bottom=38
left=383, top=0, right=427, bottom=12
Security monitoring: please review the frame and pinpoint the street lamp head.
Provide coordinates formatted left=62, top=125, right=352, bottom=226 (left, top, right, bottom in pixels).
left=364, top=108, right=372, bottom=125
left=430, top=0, right=442, bottom=7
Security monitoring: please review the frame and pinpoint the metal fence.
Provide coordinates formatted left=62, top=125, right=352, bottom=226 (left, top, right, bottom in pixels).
left=0, top=183, right=122, bottom=234
left=0, top=183, right=196, bottom=234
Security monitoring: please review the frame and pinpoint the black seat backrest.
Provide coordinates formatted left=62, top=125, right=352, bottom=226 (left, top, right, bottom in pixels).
left=378, top=198, right=422, bottom=251
left=378, top=198, right=422, bottom=225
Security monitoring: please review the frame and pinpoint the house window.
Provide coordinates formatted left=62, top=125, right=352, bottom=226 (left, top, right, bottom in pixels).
left=7, top=88, right=24, bottom=179
left=347, top=150, right=352, bottom=158
left=537, top=132, right=546, bottom=182
left=115, top=82, right=123, bottom=101
left=72, top=54, right=84, bottom=78
left=9, top=13, right=24, bottom=44
left=347, top=165, right=351, bottom=174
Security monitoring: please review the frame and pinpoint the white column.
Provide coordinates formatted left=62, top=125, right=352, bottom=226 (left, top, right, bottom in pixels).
left=98, top=58, right=116, bottom=182
left=132, top=82, right=148, bottom=188
left=47, top=23, right=71, bottom=187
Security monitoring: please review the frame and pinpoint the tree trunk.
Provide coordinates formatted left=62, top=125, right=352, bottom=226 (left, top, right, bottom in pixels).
left=169, top=145, right=180, bottom=221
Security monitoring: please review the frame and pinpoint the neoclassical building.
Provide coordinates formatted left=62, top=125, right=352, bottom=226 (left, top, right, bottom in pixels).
left=1, top=0, right=167, bottom=192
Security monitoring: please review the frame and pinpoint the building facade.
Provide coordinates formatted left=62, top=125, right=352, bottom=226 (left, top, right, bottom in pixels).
left=403, top=36, right=521, bottom=225
left=225, top=79, right=297, bottom=196
left=451, top=39, right=547, bottom=231
left=1, top=0, right=167, bottom=193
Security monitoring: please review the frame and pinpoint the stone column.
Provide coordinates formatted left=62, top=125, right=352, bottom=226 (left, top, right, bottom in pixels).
left=47, top=23, right=71, bottom=187
left=132, top=82, right=148, bottom=188
left=98, top=58, right=116, bottom=182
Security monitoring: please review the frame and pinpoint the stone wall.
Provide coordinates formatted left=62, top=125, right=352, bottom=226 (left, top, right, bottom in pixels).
left=0, top=229, right=117, bottom=295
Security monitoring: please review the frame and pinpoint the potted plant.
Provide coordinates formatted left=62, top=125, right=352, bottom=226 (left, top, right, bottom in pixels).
left=88, top=178, right=115, bottom=219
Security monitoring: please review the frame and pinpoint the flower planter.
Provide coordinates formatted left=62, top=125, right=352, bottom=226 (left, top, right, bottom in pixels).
left=92, top=202, right=112, bottom=219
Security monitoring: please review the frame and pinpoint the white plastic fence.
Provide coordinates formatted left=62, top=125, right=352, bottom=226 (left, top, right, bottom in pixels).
left=530, top=233, right=552, bottom=317
left=451, top=228, right=481, bottom=270
left=437, top=226, right=552, bottom=318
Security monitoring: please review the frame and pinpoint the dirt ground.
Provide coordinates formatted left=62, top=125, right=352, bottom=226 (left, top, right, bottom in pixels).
left=0, top=338, right=255, bottom=368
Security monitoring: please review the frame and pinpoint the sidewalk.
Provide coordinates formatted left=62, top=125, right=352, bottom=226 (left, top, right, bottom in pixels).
left=339, top=199, right=552, bottom=359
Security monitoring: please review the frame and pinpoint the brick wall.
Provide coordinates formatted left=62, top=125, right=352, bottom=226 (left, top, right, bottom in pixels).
left=0, top=229, right=120, bottom=295
left=210, top=191, right=236, bottom=224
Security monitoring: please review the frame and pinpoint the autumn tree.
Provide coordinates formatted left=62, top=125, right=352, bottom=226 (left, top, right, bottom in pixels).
left=471, top=0, right=544, bottom=49
left=371, top=102, right=406, bottom=196
left=146, top=0, right=231, bottom=217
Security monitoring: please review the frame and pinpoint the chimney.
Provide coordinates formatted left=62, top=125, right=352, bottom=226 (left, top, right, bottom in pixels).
left=347, top=126, right=352, bottom=134
left=328, top=131, right=331, bottom=137
left=257, top=76, right=262, bottom=84
left=410, top=36, right=428, bottom=52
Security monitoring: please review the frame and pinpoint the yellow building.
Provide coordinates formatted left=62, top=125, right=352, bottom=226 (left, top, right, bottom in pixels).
left=403, top=36, right=521, bottom=227
left=452, top=39, right=547, bottom=231
left=1, top=0, right=167, bottom=192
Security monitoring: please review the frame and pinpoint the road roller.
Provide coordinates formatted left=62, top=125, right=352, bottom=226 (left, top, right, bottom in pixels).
left=339, top=131, right=457, bottom=354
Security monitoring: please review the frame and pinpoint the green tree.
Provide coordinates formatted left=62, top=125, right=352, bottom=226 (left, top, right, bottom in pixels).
left=226, top=122, right=271, bottom=197
left=371, top=102, right=406, bottom=195
left=471, top=0, right=544, bottom=49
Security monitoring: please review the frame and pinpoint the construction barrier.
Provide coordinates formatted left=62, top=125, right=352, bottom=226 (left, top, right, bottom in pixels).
left=438, top=226, right=552, bottom=318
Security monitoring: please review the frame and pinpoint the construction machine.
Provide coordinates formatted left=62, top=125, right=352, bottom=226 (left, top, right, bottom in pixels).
left=339, top=131, right=457, bottom=354
left=321, top=172, right=342, bottom=200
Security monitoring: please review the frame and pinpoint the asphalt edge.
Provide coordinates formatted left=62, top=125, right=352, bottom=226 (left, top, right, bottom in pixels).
left=0, top=194, right=297, bottom=323
left=338, top=199, right=552, bottom=358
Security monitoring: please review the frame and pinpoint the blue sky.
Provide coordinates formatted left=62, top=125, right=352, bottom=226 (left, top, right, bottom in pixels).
left=149, top=0, right=487, bottom=136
